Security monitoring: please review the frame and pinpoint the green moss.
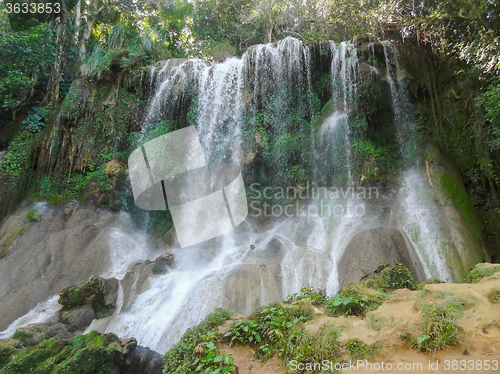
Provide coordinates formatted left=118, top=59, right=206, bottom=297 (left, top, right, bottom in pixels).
left=466, top=263, right=500, bottom=283
left=423, top=146, right=485, bottom=280
left=0, top=348, right=14, bottom=370
left=0, top=225, right=26, bottom=259
left=58, top=277, right=112, bottom=316
left=0, top=332, right=119, bottom=374
left=367, top=264, right=417, bottom=291
left=345, top=338, right=382, bottom=361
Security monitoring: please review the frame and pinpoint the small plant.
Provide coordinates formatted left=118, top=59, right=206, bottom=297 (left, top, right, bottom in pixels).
left=367, top=264, right=417, bottom=291
left=285, top=287, right=327, bottom=305
left=487, top=288, right=500, bottom=303
left=224, top=320, right=261, bottom=346
left=193, top=341, right=237, bottom=374
left=345, top=338, right=368, bottom=360
left=152, top=266, right=158, bottom=273
left=163, top=309, right=232, bottom=373
left=22, top=107, right=47, bottom=133
left=26, top=209, right=41, bottom=222
left=325, top=290, right=383, bottom=317
left=400, top=301, right=461, bottom=352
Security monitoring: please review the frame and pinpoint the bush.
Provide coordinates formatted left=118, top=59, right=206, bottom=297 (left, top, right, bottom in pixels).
left=325, top=290, right=384, bottom=317
left=345, top=338, right=382, bottom=360
left=224, top=320, right=261, bottom=346
left=277, top=325, right=342, bottom=372
left=367, top=264, right=417, bottom=291
left=163, top=309, right=232, bottom=374
left=285, top=287, right=327, bottom=305
left=400, top=301, right=461, bottom=352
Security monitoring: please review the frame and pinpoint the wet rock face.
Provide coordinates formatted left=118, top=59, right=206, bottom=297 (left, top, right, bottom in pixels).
left=337, top=227, right=427, bottom=290
left=0, top=202, right=117, bottom=331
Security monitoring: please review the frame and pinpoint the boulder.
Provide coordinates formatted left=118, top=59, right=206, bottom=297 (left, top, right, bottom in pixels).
left=12, top=322, right=74, bottom=347
left=60, top=305, right=96, bottom=332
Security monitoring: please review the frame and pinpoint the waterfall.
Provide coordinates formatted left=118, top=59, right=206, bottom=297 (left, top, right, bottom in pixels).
left=381, top=41, right=418, bottom=163
left=382, top=41, right=452, bottom=282
left=1, top=37, right=463, bottom=354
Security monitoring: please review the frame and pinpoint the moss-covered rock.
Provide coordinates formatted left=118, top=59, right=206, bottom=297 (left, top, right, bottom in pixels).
left=423, top=145, right=489, bottom=281
left=367, top=264, right=417, bottom=291
left=58, top=276, right=119, bottom=318
left=0, top=331, right=164, bottom=374
left=12, top=323, right=74, bottom=347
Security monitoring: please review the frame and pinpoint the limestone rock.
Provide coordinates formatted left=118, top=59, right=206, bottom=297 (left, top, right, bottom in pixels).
left=12, top=322, right=74, bottom=347
left=60, top=305, right=96, bottom=332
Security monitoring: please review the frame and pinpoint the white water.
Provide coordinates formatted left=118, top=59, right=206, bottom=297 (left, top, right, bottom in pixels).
left=0, top=296, right=61, bottom=340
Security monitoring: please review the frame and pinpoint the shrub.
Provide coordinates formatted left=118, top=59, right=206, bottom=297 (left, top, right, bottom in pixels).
left=400, top=301, right=461, bottom=352
left=163, top=309, right=232, bottom=374
left=224, top=320, right=261, bottom=346
left=193, top=341, right=236, bottom=374
left=22, top=106, right=46, bottom=133
left=277, top=325, right=342, bottom=372
left=367, top=264, right=417, bottom=291
left=325, top=290, right=384, bottom=317
left=345, top=338, right=382, bottom=360
left=285, top=287, right=327, bottom=305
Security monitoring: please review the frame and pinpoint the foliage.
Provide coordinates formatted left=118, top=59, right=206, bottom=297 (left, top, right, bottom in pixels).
left=26, top=209, right=41, bottom=222
left=193, top=341, right=237, bottom=374
left=488, top=288, right=500, bottom=303
left=325, top=290, right=384, bottom=317
left=367, top=264, right=417, bottom=291
left=163, top=309, right=232, bottom=374
left=466, top=263, right=500, bottom=283
left=0, top=23, right=55, bottom=111
left=224, top=320, right=261, bottom=346
left=400, top=300, right=462, bottom=352
left=285, top=287, right=327, bottom=305
left=277, top=325, right=342, bottom=373
left=345, top=338, right=382, bottom=360
left=22, top=107, right=46, bottom=133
